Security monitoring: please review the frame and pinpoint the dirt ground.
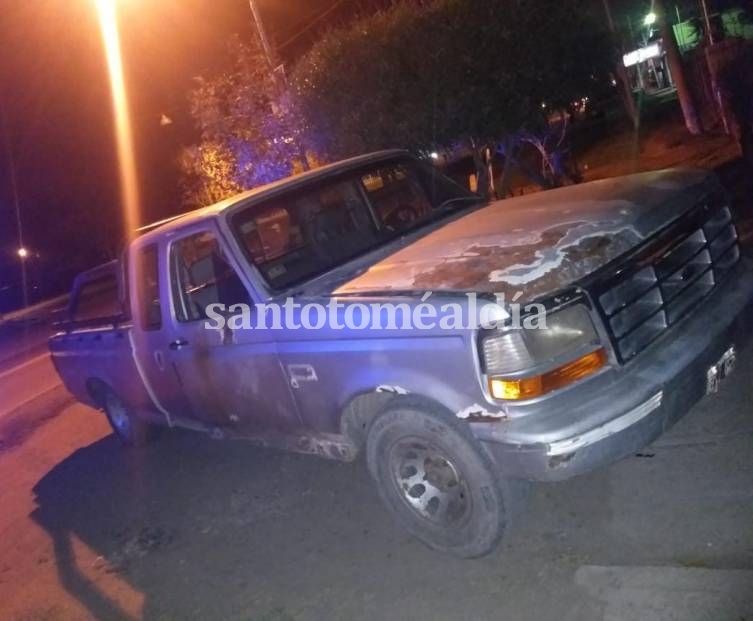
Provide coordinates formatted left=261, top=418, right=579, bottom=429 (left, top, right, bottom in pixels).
left=579, top=108, right=742, bottom=182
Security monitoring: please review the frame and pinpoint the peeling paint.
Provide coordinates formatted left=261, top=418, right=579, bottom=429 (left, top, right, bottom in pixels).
left=334, top=168, right=714, bottom=301
left=376, top=385, right=410, bottom=395
left=456, top=403, right=506, bottom=420
left=488, top=223, right=641, bottom=286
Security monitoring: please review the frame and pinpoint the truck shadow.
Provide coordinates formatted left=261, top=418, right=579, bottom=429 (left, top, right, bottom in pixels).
left=29, top=363, right=753, bottom=620
left=29, top=428, right=398, bottom=620
left=26, top=423, right=612, bottom=620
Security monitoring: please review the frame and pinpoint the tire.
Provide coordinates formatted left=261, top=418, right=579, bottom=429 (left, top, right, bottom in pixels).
left=366, top=397, right=509, bottom=558
left=102, top=389, right=156, bottom=447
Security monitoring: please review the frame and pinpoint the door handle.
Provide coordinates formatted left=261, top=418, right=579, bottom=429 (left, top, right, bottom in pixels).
left=168, top=338, right=190, bottom=351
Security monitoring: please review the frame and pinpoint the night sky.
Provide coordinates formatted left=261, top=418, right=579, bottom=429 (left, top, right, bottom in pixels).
left=0, top=0, right=334, bottom=303
left=0, top=0, right=665, bottom=306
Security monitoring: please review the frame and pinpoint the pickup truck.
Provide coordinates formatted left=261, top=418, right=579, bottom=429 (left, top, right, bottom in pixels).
left=50, top=150, right=753, bottom=558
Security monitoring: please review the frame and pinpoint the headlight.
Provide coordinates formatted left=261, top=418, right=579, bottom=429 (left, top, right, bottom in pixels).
left=482, top=304, right=606, bottom=400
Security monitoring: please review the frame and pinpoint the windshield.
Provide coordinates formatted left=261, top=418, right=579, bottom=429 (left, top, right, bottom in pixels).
left=230, top=157, right=481, bottom=291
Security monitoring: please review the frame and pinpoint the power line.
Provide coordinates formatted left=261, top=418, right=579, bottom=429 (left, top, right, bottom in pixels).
left=276, top=0, right=353, bottom=50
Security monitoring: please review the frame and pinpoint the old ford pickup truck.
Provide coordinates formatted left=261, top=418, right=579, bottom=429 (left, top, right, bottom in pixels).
left=50, top=150, right=752, bottom=557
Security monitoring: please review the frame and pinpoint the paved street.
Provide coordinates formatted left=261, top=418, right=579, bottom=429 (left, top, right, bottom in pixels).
left=0, top=352, right=60, bottom=420
left=0, top=312, right=751, bottom=620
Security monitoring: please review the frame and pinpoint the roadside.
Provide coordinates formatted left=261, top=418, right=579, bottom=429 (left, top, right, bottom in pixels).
left=579, top=110, right=741, bottom=182
left=0, top=295, right=71, bottom=452
left=580, top=110, right=753, bottom=239
left=0, top=293, right=68, bottom=327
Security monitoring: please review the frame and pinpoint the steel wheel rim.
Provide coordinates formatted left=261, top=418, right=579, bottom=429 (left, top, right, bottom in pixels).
left=388, top=437, right=471, bottom=528
left=106, top=394, right=131, bottom=437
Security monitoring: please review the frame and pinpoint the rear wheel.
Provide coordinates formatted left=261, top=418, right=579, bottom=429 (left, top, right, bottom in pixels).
left=103, top=390, right=156, bottom=447
left=366, top=398, right=509, bottom=558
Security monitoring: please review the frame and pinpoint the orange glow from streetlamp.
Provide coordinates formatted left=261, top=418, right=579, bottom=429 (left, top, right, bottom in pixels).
left=95, top=0, right=140, bottom=241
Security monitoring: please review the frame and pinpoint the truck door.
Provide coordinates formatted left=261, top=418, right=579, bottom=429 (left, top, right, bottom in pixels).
left=162, top=223, right=302, bottom=433
left=129, top=240, right=197, bottom=423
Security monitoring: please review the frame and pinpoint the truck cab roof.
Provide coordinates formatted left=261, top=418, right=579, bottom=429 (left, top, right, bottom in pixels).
left=135, top=149, right=411, bottom=240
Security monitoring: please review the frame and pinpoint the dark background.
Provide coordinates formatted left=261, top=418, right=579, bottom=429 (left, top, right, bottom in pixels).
left=0, top=0, right=340, bottom=308
left=0, top=0, right=671, bottom=309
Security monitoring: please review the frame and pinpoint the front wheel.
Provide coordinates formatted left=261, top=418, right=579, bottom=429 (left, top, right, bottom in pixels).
left=103, top=390, right=157, bottom=447
left=366, top=398, right=509, bottom=558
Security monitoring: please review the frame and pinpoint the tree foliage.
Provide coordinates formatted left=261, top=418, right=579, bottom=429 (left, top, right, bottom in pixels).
left=181, top=1, right=612, bottom=206
left=293, top=0, right=612, bottom=192
left=179, top=36, right=306, bottom=208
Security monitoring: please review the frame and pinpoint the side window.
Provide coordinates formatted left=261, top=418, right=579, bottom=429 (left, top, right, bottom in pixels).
left=170, top=231, right=251, bottom=322
left=135, top=245, right=162, bottom=330
left=361, top=164, right=432, bottom=233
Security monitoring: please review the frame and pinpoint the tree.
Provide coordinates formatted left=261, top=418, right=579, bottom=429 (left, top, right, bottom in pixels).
left=292, top=0, right=612, bottom=198
left=179, top=36, right=307, bottom=208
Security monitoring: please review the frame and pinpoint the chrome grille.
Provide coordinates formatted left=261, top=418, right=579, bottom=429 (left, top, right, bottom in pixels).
left=598, top=207, right=739, bottom=362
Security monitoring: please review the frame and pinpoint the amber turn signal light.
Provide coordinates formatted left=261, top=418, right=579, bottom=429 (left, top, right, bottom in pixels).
left=489, top=348, right=608, bottom=401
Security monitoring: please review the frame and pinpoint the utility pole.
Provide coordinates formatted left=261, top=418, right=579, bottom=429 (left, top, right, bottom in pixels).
left=699, top=0, right=714, bottom=44
left=247, top=0, right=310, bottom=170
left=602, top=0, right=639, bottom=128
left=656, top=0, right=703, bottom=135
left=248, top=0, right=282, bottom=79
left=0, top=103, right=28, bottom=308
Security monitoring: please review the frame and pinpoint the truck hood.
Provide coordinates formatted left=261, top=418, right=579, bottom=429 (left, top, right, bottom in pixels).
left=334, top=168, right=718, bottom=300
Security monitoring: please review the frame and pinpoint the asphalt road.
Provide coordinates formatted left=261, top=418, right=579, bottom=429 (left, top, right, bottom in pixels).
left=0, top=352, right=60, bottom=420
left=0, top=316, right=752, bottom=621
left=0, top=302, right=65, bottom=415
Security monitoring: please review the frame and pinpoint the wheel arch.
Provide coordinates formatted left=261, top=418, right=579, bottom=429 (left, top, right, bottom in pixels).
left=339, top=389, right=462, bottom=453
left=85, top=377, right=113, bottom=409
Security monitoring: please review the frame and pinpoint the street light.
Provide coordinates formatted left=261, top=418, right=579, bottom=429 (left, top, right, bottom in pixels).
left=94, top=0, right=141, bottom=241
left=644, top=12, right=657, bottom=26
left=1, top=103, right=29, bottom=308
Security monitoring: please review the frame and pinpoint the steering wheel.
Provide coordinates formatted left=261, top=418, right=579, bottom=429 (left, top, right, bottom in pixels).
left=384, top=204, right=419, bottom=232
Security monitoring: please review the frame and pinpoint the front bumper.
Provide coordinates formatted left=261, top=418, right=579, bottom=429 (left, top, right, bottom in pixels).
left=475, top=259, right=753, bottom=482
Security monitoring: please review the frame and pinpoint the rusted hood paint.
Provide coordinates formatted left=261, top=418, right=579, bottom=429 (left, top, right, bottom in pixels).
left=335, top=169, right=717, bottom=300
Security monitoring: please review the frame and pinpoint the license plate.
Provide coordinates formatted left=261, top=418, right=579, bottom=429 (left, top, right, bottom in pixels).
left=706, top=346, right=736, bottom=395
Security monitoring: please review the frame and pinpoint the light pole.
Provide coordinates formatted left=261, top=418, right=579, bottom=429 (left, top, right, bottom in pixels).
left=1, top=103, right=29, bottom=308
left=16, top=247, right=29, bottom=308
left=247, top=1, right=310, bottom=171
left=655, top=0, right=702, bottom=134
left=95, top=0, right=141, bottom=241
left=699, top=0, right=714, bottom=44
left=248, top=0, right=283, bottom=80
left=602, top=0, right=639, bottom=127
